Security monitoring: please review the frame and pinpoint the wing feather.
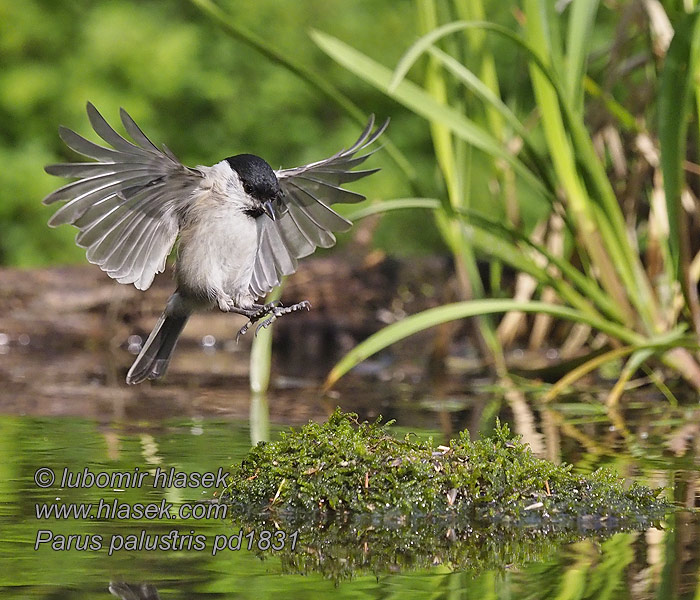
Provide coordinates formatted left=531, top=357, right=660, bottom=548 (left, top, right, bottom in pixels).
left=249, top=115, right=388, bottom=296
left=276, top=212, right=316, bottom=258
left=284, top=181, right=352, bottom=231
left=266, top=221, right=298, bottom=275
left=288, top=203, right=336, bottom=248
left=43, top=103, right=202, bottom=290
left=258, top=233, right=279, bottom=291
left=45, top=162, right=157, bottom=178
left=44, top=171, right=155, bottom=205
left=86, top=102, right=143, bottom=154
left=119, top=107, right=161, bottom=152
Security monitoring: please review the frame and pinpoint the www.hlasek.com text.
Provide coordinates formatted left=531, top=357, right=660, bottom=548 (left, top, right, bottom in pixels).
left=35, top=497, right=228, bottom=520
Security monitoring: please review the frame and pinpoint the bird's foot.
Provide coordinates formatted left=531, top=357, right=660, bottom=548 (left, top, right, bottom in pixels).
left=255, top=300, right=311, bottom=335
left=236, top=300, right=311, bottom=340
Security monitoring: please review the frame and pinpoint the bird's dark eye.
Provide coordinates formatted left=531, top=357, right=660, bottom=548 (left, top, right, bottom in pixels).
left=243, top=182, right=253, bottom=194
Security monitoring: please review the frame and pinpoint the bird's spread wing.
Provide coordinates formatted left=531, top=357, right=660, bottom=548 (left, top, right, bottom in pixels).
left=43, top=103, right=202, bottom=291
left=249, top=115, right=388, bottom=297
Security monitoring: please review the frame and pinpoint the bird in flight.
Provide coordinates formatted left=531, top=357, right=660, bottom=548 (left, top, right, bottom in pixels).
left=43, top=103, right=387, bottom=384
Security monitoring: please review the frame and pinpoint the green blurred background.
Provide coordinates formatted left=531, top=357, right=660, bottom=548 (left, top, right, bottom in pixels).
left=0, top=0, right=459, bottom=268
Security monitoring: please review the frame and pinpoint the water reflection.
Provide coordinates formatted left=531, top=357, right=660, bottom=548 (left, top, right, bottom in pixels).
left=1, top=309, right=699, bottom=598
left=110, top=582, right=160, bottom=600
left=0, top=409, right=697, bottom=598
left=239, top=514, right=666, bottom=581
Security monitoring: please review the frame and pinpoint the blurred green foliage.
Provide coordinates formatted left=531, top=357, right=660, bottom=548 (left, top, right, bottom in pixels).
left=0, top=0, right=445, bottom=267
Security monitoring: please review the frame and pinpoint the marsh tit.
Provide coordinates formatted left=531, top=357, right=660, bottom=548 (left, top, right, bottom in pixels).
left=43, top=103, right=387, bottom=384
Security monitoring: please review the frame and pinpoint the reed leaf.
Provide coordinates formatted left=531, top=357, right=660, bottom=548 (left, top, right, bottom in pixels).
left=325, top=300, right=642, bottom=389
left=544, top=327, right=690, bottom=401
left=658, top=10, right=700, bottom=282
left=349, top=199, right=612, bottom=321
left=311, top=29, right=551, bottom=201
left=564, top=0, right=600, bottom=110
left=249, top=285, right=283, bottom=395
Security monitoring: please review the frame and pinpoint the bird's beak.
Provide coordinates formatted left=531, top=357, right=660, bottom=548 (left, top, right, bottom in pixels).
left=263, top=200, right=276, bottom=221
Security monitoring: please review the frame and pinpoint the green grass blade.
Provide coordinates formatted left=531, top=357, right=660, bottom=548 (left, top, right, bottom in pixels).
left=544, top=345, right=638, bottom=401
left=386, top=20, right=558, bottom=102
left=375, top=14, right=645, bottom=305
left=417, top=2, right=462, bottom=211
left=346, top=197, right=442, bottom=220
left=249, top=285, right=283, bottom=394
left=348, top=198, right=579, bottom=305
left=454, top=0, right=504, bottom=139
left=564, top=0, right=600, bottom=109
left=545, top=327, right=690, bottom=401
left=350, top=197, right=550, bottom=278
left=524, top=1, right=658, bottom=326
left=415, top=1, right=507, bottom=374
left=389, top=20, right=493, bottom=91
left=189, top=0, right=357, bottom=117
left=524, top=0, right=645, bottom=327
left=348, top=198, right=621, bottom=322
left=582, top=77, right=638, bottom=131
left=311, top=29, right=551, bottom=201
left=382, top=13, right=640, bottom=287
left=426, top=46, right=529, bottom=142
left=607, top=347, right=657, bottom=405
left=463, top=222, right=606, bottom=318
left=325, top=299, right=643, bottom=388
left=462, top=209, right=626, bottom=323
left=249, top=391, right=270, bottom=445
left=658, top=9, right=700, bottom=277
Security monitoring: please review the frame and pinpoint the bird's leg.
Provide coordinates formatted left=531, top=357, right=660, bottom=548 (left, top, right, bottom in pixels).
left=214, top=291, right=264, bottom=319
left=236, top=300, right=311, bottom=340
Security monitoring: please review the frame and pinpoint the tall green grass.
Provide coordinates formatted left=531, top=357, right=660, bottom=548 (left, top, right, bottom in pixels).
left=314, top=0, right=700, bottom=401
left=192, top=0, right=700, bottom=402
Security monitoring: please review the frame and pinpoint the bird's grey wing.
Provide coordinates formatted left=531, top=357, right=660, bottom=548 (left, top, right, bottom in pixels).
left=43, top=102, right=203, bottom=291
left=249, top=115, right=388, bottom=297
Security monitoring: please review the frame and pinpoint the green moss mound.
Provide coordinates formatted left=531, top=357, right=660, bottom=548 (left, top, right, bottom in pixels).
left=223, top=409, right=668, bottom=526
left=222, top=409, right=670, bottom=578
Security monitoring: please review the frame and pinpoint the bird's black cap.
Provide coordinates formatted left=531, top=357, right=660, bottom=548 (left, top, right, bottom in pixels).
left=225, top=154, right=281, bottom=202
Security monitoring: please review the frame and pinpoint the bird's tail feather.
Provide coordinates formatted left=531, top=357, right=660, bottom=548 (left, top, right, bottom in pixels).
left=126, top=311, right=189, bottom=384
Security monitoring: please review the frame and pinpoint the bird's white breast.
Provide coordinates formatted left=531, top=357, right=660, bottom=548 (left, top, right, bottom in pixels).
left=176, top=163, right=258, bottom=307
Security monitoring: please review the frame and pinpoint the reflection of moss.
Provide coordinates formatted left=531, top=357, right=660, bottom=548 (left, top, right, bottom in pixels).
left=269, top=516, right=635, bottom=579
left=223, top=409, right=670, bottom=578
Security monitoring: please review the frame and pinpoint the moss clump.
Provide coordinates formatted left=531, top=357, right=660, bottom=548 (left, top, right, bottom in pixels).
left=223, top=409, right=669, bottom=527
left=222, top=409, right=670, bottom=578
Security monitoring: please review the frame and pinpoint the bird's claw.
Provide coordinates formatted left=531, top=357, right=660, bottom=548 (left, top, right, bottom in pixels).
left=236, top=322, right=251, bottom=343
left=236, top=300, right=311, bottom=341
